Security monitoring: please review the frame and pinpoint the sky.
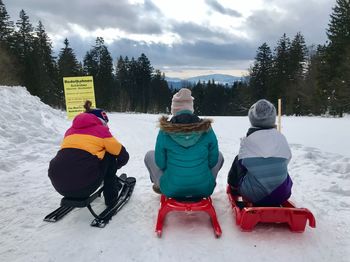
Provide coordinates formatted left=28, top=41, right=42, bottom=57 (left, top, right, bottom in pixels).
left=4, top=0, right=336, bottom=78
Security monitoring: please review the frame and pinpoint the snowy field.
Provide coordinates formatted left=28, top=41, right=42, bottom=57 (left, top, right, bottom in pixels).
left=0, top=86, right=349, bottom=262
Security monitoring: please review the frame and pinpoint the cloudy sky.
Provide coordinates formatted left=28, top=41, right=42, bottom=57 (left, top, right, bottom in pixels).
left=5, top=0, right=335, bottom=78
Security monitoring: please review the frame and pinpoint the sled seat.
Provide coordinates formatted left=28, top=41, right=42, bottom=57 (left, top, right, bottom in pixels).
left=60, top=187, right=104, bottom=219
left=155, top=195, right=222, bottom=238
left=226, top=185, right=316, bottom=232
left=61, top=187, right=104, bottom=207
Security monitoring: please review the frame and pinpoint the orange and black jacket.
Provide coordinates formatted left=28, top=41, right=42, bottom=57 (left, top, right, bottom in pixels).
left=48, top=113, right=129, bottom=194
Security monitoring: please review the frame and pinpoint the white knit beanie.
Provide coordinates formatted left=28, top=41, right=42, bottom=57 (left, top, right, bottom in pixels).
left=248, top=99, right=276, bottom=128
left=171, top=88, right=194, bottom=115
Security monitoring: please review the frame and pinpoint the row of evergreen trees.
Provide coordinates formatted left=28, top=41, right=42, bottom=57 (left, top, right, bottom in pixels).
left=179, top=0, right=350, bottom=117
left=0, top=0, right=171, bottom=112
left=0, top=0, right=349, bottom=116
left=248, top=0, right=350, bottom=117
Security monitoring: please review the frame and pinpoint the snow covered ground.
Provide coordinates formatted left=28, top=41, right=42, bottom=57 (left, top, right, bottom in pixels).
left=0, top=86, right=349, bottom=262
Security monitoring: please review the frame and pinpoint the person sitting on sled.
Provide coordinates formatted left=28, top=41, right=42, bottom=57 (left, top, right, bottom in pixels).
left=144, top=88, right=224, bottom=198
left=227, top=99, right=293, bottom=206
left=48, top=100, right=129, bottom=206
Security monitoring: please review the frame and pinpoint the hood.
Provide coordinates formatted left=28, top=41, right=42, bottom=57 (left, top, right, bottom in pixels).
left=72, top=113, right=102, bottom=129
left=159, top=116, right=212, bottom=147
left=238, top=129, right=292, bottom=160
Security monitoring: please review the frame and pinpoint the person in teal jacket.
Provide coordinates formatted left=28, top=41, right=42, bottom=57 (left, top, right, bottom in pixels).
left=144, top=88, right=224, bottom=199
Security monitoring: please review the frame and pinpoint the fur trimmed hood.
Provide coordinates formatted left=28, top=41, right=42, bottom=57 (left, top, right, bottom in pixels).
left=158, top=116, right=213, bottom=133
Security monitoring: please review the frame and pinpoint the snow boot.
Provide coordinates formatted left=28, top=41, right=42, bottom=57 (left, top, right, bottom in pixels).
left=230, top=185, right=240, bottom=196
left=104, top=176, right=123, bottom=206
left=152, top=184, right=161, bottom=194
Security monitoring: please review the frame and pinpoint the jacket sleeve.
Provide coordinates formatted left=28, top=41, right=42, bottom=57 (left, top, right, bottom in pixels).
left=116, top=146, right=129, bottom=169
left=155, top=131, right=167, bottom=170
left=103, top=136, right=123, bottom=156
left=208, top=129, right=219, bottom=169
left=227, top=156, right=247, bottom=187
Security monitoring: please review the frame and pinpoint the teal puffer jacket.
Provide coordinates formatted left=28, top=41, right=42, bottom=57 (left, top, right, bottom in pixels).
left=155, top=115, right=219, bottom=198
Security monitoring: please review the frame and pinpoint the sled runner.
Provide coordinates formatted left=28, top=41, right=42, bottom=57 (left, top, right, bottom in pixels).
left=226, top=185, right=316, bottom=232
left=44, top=174, right=136, bottom=227
left=155, top=195, right=222, bottom=238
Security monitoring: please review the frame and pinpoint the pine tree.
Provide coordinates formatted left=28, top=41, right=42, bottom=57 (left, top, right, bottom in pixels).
left=289, top=33, right=308, bottom=79
left=14, top=10, right=34, bottom=63
left=96, top=37, right=114, bottom=109
left=0, top=44, right=20, bottom=85
left=150, top=70, right=171, bottom=113
left=191, top=81, right=205, bottom=115
left=83, top=37, right=114, bottom=109
left=0, top=0, right=14, bottom=45
left=232, top=81, right=253, bottom=115
left=249, top=42, right=273, bottom=101
left=83, top=51, right=98, bottom=76
left=136, top=53, right=153, bottom=112
left=206, top=82, right=228, bottom=115
left=158, top=72, right=171, bottom=113
left=287, top=32, right=308, bottom=115
left=13, top=10, right=37, bottom=95
left=324, top=0, right=350, bottom=116
left=270, top=34, right=291, bottom=113
left=327, top=0, right=350, bottom=52
left=128, top=57, right=138, bottom=111
left=32, top=21, right=58, bottom=106
left=57, top=38, right=81, bottom=77
left=116, top=56, right=132, bottom=111
left=311, top=45, right=331, bottom=115
left=0, top=0, right=19, bottom=85
left=57, top=38, right=82, bottom=107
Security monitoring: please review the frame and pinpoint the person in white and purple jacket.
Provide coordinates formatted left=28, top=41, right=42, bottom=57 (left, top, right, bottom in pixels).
left=227, top=99, right=293, bottom=206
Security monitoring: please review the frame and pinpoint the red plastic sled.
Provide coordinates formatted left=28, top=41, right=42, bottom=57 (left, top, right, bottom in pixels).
left=155, top=195, right=222, bottom=238
left=226, top=185, right=316, bottom=232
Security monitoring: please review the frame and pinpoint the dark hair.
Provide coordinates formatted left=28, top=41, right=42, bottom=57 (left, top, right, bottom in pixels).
left=84, top=100, right=92, bottom=112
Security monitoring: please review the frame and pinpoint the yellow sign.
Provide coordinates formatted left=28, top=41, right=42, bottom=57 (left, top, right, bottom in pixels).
left=63, top=76, right=96, bottom=119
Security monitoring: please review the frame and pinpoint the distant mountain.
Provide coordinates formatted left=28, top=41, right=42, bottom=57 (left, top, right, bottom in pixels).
left=186, top=74, right=243, bottom=84
left=165, top=74, right=244, bottom=89
left=165, top=76, right=183, bottom=82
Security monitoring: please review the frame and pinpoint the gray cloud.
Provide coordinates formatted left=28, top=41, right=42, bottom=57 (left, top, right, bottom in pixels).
left=245, top=0, right=334, bottom=47
left=170, top=21, right=234, bottom=42
left=6, top=0, right=163, bottom=34
left=63, top=35, right=255, bottom=72
left=4, top=0, right=336, bottom=75
left=205, top=0, right=241, bottom=17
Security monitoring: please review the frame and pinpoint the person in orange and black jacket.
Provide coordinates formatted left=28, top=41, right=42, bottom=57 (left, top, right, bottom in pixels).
left=48, top=101, right=129, bottom=206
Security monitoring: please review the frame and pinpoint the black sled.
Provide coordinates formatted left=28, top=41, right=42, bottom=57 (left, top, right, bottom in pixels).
left=44, top=174, right=136, bottom=227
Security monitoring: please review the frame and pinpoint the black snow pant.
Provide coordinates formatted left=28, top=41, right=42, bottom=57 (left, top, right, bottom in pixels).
left=100, top=153, right=122, bottom=206
left=63, top=153, right=122, bottom=205
left=49, top=149, right=122, bottom=205
left=227, top=156, right=247, bottom=190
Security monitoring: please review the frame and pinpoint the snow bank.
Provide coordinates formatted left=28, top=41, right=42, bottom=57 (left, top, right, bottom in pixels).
left=0, top=86, right=349, bottom=262
left=0, top=86, right=69, bottom=172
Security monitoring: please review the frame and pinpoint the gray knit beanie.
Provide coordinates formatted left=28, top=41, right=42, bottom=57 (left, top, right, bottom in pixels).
left=248, top=99, right=276, bottom=128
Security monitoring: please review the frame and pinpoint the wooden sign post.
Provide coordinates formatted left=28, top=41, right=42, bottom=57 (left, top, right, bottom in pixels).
left=277, top=98, right=282, bottom=132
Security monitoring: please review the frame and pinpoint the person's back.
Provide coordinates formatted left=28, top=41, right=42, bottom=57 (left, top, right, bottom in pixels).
left=48, top=101, right=129, bottom=206
left=238, top=127, right=292, bottom=205
left=156, top=112, right=219, bottom=198
left=228, top=99, right=292, bottom=206
left=144, top=88, right=224, bottom=199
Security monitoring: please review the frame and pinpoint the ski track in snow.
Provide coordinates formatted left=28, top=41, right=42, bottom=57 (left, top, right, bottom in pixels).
left=0, top=86, right=349, bottom=262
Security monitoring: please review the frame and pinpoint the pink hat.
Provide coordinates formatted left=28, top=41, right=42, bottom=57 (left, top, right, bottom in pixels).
left=171, top=88, right=194, bottom=115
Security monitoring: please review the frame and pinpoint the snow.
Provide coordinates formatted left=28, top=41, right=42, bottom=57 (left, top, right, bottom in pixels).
left=0, top=85, right=349, bottom=262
